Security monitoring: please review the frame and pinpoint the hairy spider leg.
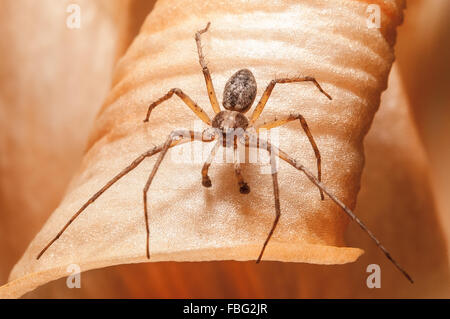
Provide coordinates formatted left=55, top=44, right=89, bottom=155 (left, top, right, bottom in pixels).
left=144, top=88, right=211, bottom=125
left=257, top=113, right=324, bottom=200
left=143, top=130, right=215, bottom=259
left=241, top=133, right=414, bottom=284
left=248, top=76, right=332, bottom=126
left=255, top=138, right=281, bottom=263
left=202, top=141, right=221, bottom=187
left=37, top=130, right=214, bottom=260
left=233, top=140, right=250, bottom=194
left=195, top=22, right=221, bottom=114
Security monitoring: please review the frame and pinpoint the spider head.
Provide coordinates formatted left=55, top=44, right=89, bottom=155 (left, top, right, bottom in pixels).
left=222, top=69, right=257, bottom=113
left=212, top=110, right=249, bottom=135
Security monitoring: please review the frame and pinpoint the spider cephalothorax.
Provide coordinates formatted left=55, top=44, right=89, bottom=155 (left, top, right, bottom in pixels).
left=36, top=22, right=413, bottom=284
left=211, top=110, right=249, bottom=144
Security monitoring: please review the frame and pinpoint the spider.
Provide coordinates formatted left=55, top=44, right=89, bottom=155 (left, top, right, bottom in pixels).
left=37, top=22, right=413, bottom=283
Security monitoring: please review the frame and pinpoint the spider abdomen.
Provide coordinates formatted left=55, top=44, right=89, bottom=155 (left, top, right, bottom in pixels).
left=222, top=69, right=257, bottom=113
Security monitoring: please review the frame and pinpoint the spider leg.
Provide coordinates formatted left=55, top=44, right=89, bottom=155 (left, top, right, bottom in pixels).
left=240, top=133, right=414, bottom=284
left=233, top=139, right=250, bottom=194
left=144, top=88, right=211, bottom=125
left=248, top=76, right=332, bottom=125
left=143, top=130, right=215, bottom=259
left=195, top=22, right=221, bottom=114
left=36, top=130, right=212, bottom=260
left=202, top=141, right=221, bottom=187
left=256, top=140, right=281, bottom=262
left=257, top=113, right=324, bottom=200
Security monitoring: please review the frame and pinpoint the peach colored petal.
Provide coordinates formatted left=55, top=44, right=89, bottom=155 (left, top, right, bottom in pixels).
left=0, top=0, right=120, bottom=284
left=1, top=0, right=407, bottom=298
left=22, top=66, right=450, bottom=298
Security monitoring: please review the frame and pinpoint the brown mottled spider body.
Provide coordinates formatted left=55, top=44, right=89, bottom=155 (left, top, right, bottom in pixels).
left=212, top=110, right=248, bottom=143
left=37, top=22, right=413, bottom=284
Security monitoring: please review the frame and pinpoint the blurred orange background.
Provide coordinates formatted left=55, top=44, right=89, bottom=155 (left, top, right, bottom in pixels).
left=0, top=0, right=448, bottom=298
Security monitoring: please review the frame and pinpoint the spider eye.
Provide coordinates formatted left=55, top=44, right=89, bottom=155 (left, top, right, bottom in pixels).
left=222, top=69, right=257, bottom=113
